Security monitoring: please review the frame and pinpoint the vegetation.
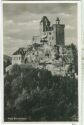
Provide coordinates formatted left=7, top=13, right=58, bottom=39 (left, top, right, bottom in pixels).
left=4, top=55, right=12, bottom=73
left=70, top=44, right=78, bottom=74
left=4, top=64, right=78, bottom=121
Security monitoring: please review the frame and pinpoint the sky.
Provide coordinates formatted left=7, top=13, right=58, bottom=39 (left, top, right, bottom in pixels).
left=3, top=3, right=77, bottom=56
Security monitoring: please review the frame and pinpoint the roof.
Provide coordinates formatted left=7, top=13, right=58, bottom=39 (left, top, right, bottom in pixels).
left=13, top=43, right=43, bottom=56
left=56, top=17, right=60, bottom=22
left=33, top=43, right=43, bottom=48
left=13, top=48, right=26, bottom=56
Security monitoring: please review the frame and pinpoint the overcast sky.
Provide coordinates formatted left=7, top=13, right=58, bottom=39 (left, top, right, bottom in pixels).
left=3, top=3, right=77, bottom=56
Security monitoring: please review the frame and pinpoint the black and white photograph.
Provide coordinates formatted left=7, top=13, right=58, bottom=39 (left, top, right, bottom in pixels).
left=3, top=3, right=78, bottom=122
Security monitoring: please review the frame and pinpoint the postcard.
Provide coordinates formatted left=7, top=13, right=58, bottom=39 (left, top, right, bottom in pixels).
left=1, top=1, right=81, bottom=124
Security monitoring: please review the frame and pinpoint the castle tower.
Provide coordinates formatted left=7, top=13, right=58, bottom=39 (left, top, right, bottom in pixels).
left=52, top=17, right=65, bottom=46
left=56, top=17, right=65, bottom=46
left=40, top=16, right=51, bottom=39
left=56, top=17, right=60, bottom=24
left=40, top=16, right=50, bottom=33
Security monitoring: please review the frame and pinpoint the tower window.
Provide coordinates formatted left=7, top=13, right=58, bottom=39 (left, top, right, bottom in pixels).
left=49, top=32, right=51, bottom=35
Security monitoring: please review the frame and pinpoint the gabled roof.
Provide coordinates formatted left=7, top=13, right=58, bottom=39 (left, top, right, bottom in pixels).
left=13, top=48, right=26, bottom=55
left=12, top=43, right=43, bottom=56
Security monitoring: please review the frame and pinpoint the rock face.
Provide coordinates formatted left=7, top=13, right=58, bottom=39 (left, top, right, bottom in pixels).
left=10, top=42, right=76, bottom=76
left=22, top=43, right=74, bottom=76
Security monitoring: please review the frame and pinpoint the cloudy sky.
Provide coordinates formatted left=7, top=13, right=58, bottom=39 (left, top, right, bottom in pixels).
left=3, top=3, right=77, bottom=56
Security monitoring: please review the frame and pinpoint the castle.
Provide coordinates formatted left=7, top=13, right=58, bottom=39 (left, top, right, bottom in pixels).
left=11, top=16, right=74, bottom=76
left=33, top=16, right=65, bottom=50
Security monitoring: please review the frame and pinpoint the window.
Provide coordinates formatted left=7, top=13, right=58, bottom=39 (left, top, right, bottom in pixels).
left=49, top=32, right=51, bottom=35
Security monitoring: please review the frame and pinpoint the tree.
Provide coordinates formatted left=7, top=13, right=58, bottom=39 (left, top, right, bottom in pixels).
left=10, top=64, right=21, bottom=78
left=4, top=65, right=78, bottom=121
left=70, top=44, right=78, bottom=74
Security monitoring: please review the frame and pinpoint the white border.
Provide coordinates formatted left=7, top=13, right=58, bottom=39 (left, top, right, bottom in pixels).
left=78, top=2, right=81, bottom=125
left=0, top=1, right=81, bottom=125
left=0, top=0, right=4, bottom=124
left=2, top=1, right=80, bottom=3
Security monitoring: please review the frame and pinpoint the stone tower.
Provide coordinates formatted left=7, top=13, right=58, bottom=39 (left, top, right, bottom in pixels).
left=52, top=17, right=65, bottom=46
left=40, top=16, right=50, bottom=32
left=56, top=17, right=65, bottom=46
left=40, top=16, right=51, bottom=40
left=39, top=16, right=65, bottom=47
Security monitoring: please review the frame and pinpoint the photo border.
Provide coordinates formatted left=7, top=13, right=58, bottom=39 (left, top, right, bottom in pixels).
left=0, top=1, right=81, bottom=125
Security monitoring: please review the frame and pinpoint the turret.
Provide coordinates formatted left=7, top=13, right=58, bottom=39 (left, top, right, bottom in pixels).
left=56, top=17, right=60, bottom=24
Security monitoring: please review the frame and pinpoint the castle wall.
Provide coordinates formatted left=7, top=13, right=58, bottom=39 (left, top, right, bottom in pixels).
left=48, top=31, right=56, bottom=46
left=32, top=36, right=41, bottom=44
left=12, top=55, right=23, bottom=65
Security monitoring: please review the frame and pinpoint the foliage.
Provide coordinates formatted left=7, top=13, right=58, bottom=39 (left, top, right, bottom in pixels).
left=66, top=44, right=78, bottom=74
left=70, top=44, right=78, bottom=74
left=4, top=55, right=12, bottom=73
left=10, top=64, right=21, bottom=78
left=4, top=64, right=78, bottom=121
